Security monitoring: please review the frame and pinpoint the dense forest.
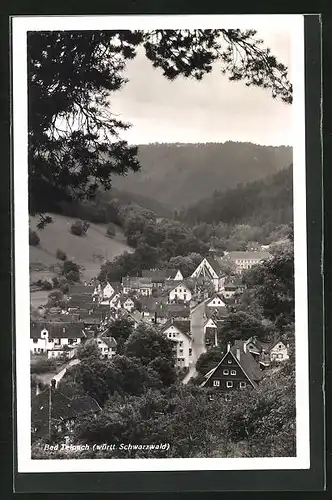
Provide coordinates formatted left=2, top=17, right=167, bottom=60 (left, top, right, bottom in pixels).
left=112, top=142, right=292, bottom=207
left=178, top=164, right=293, bottom=226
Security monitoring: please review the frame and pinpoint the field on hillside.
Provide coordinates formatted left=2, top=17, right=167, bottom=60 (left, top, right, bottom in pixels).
left=29, top=213, right=133, bottom=282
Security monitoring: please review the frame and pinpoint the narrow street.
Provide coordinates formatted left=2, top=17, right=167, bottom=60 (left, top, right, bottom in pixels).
left=183, top=300, right=207, bottom=384
left=36, top=358, right=80, bottom=389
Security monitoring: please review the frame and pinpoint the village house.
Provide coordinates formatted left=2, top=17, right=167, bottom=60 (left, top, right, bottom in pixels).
left=203, top=317, right=225, bottom=347
left=226, top=251, right=271, bottom=274
left=161, top=319, right=192, bottom=368
left=158, top=302, right=191, bottom=322
left=201, top=341, right=263, bottom=391
left=31, top=381, right=101, bottom=439
left=221, top=282, right=245, bottom=299
left=119, top=295, right=135, bottom=312
left=168, top=282, right=192, bottom=303
left=206, top=294, right=227, bottom=309
left=141, top=268, right=184, bottom=287
left=95, top=336, right=117, bottom=359
left=245, top=337, right=290, bottom=367
left=191, top=249, right=226, bottom=292
left=30, top=321, right=86, bottom=357
left=122, top=277, right=153, bottom=296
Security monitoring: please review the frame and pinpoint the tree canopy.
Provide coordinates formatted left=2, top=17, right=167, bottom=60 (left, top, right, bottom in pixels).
left=28, top=30, right=292, bottom=225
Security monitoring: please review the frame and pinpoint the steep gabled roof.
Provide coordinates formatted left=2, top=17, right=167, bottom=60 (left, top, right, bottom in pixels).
left=100, top=336, right=117, bottom=349
left=205, top=255, right=225, bottom=277
left=161, top=319, right=191, bottom=338
left=206, top=293, right=227, bottom=306
left=167, top=269, right=181, bottom=279
left=205, top=304, right=228, bottom=319
left=231, top=341, right=263, bottom=384
left=168, top=280, right=192, bottom=294
left=202, top=342, right=262, bottom=389
left=30, top=321, right=86, bottom=339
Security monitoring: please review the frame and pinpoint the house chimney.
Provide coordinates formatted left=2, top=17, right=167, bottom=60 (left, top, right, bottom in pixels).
left=50, top=379, right=56, bottom=389
left=227, top=342, right=231, bottom=352
left=236, top=348, right=241, bottom=361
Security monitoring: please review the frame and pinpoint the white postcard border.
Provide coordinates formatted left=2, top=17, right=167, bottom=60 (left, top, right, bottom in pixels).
left=12, top=14, right=309, bottom=473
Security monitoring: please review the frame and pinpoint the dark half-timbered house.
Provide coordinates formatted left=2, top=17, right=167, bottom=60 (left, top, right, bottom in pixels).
left=201, top=341, right=263, bottom=391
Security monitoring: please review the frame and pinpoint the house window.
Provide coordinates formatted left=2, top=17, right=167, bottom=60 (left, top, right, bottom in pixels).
left=240, top=381, right=246, bottom=389
left=223, top=369, right=229, bottom=375
left=213, top=380, right=220, bottom=387
left=189, top=348, right=192, bottom=356
left=226, top=381, right=233, bottom=388
left=228, top=359, right=232, bottom=364
left=231, top=370, right=236, bottom=375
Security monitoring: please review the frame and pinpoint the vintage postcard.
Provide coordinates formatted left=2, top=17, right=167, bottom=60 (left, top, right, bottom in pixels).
left=12, top=14, right=317, bottom=480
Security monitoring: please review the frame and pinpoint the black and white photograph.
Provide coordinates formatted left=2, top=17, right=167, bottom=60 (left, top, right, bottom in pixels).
left=13, top=14, right=311, bottom=474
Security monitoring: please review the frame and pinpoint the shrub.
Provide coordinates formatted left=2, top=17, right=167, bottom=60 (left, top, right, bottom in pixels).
left=106, top=223, right=116, bottom=238
left=70, top=220, right=89, bottom=236
left=56, top=248, right=67, bottom=261
left=36, top=280, right=52, bottom=290
left=30, top=358, right=57, bottom=374
left=60, top=282, right=69, bottom=294
left=52, top=277, right=59, bottom=288
left=29, top=229, right=40, bottom=246
left=62, top=260, right=80, bottom=282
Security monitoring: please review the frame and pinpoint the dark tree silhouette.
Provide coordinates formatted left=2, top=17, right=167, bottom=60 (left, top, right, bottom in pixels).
left=28, top=30, right=292, bottom=226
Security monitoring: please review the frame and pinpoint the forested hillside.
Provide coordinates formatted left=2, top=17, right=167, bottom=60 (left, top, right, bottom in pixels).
left=178, top=164, right=293, bottom=226
left=112, top=142, right=292, bottom=207
left=110, top=187, right=173, bottom=218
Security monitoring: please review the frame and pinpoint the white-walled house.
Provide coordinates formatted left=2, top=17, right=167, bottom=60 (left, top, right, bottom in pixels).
left=168, top=282, right=192, bottom=303
left=206, top=294, right=227, bottom=308
left=102, top=282, right=115, bottom=300
left=245, top=337, right=290, bottom=367
left=269, top=340, right=289, bottom=362
left=119, top=296, right=135, bottom=312
left=171, top=270, right=184, bottom=281
left=226, top=251, right=271, bottom=274
left=161, top=320, right=192, bottom=368
left=30, top=322, right=86, bottom=357
left=95, top=337, right=117, bottom=359
left=122, top=277, right=153, bottom=296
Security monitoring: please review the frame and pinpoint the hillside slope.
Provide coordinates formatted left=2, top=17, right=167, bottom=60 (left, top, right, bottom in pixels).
left=179, top=164, right=293, bottom=226
left=112, top=142, right=292, bottom=208
left=29, top=214, right=133, bottom=280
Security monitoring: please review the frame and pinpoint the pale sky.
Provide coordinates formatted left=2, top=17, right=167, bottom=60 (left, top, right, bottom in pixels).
left=109, top=26, right=293, bottom=146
